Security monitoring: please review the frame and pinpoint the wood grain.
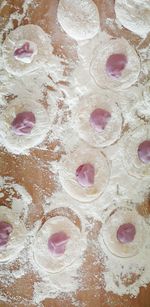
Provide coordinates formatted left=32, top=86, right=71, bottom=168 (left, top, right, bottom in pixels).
left=0, top=1, right=150, bottom=306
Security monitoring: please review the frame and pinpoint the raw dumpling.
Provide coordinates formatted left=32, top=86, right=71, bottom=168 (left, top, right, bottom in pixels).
left=0, top=206, right=26, bottom=262
left=2, top=24, right=52, bottom=76
left=0, top=97, right=50, bottom=154
left=33, top=215, right=84, bottom=273
left=57, top=0, right=100, bottom=41
left=123, top=124, right=150, bottom=178
left=59, top=143, right=110, bottom=202
left=90, top=37, right=140, bottom=90
left=115, top=0, right=150, bottom=38
left=99, top=207, right=148, bottom=258
left=73, top=92, right=122, bottom=147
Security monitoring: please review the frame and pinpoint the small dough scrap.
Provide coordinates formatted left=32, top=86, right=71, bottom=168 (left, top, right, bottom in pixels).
left=0, top=97, right=50, bottom=154
left=100, top=207, right=148, bottom=258
left=2, top=24, right=52, bottom=76
left=115, top=0, right=150, bottom=38
left=123, top=124, right=150, bottom=178
left=0, top=206, right=26, bottom=262
left=33, top=216, right=83, bottom=273
left=57, top=0, right=100, bottom=41
left=73, top=93, right=122, bottom=147
left=59, top=143, right=110, bottom=202
left=90, top=37, right=140, bottom=90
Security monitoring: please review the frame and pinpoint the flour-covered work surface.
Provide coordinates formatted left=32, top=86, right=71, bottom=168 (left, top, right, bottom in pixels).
left=0, top=1, right=150, bottom=307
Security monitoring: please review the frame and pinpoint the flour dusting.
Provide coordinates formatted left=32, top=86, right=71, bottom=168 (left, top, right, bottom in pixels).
left=0, top=0, right=150, bottom=306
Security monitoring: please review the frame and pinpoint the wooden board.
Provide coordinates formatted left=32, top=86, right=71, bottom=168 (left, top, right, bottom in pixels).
left=0, top=1, right=150, bottom=306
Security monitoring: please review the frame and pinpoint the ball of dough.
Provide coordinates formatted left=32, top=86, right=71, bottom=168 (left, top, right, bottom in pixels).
left=90, top=37, right=140, bottom=90
left=73, top=93, right=122, bottom=147
left=123, top=124, right=150, bottom=178
left=100, top=207, right=147, bottom=258
left=33, top=216, right=83, bottom=273
left=57, top=0, right=100, bottom=41
left=0, top=206, right=26, bottom=262
left=115, top=0, right=150, bottom=38
left=0, top=97, right=50, bottom=154
left=2, top=24, right=52, bottom=76
left=59, top=143, right=110, bottom=202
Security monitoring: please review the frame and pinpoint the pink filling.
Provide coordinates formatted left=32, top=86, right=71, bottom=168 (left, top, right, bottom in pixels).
left=14, top=42, right=34, bottom=59
left=48, top=231, right=69, bottom=256
left=90, top=108, right=111, bottom=132
left=106, top=53, right=128, bottom=78
left=138, top=140, right=150, bottom=164
left=11, top=111, right=36, bottom=135
left=76, top=163, right=95, bottom=187
left=0, top=221, right=13, bottom=247
left=117, top=223, right=136, bottom=244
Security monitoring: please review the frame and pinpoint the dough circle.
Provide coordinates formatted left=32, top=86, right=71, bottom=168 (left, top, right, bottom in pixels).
left=57, top=0, right=100, bottom=41
left=115, top=0, right=150, bottom=38
left=59, top=144, right=110, bottom=202
left=73, top=93, right=122, bottom=147
left=0, top=206, right=26, bottom=262
left=90, top=37, right=140, bottom=90
left=33, top=216, right=83, bottom=273
left=2, top=24, right=52, bottom=76
left=123, top=124, right=150, bottom=178
left=100, top=207, right=147, bottom=258
left=0, top=97, right=50, bottom=154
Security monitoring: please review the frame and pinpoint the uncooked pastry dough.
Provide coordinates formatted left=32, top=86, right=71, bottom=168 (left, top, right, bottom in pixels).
left=123, top=124, right=150, bottom=178
left=57, top=0, right=100, bottom=41
left=33, top=216, right=83, bottom=273
left=73, top=93, right=122, bottom=147
left=115, top=0, right=150, bottom=38
left=59, top=143, right=110, bottom=202
left=2, top=24, right=52, bottom=76
left=90, top=37, right=140, bottom=90
left=100, top=207, right=148, bottom=258
left=0, top=206, right=26, bottom=262
left=0, top=97, right=50, bottom=154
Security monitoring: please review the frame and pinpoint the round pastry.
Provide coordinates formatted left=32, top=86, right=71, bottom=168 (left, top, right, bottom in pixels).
left=73, top=93, right=122, bottom=147
left=90, top=37, right=140, bottom=90
left=2, top=24, right=52, bottom=76
left=123, top=124, right=150, bottom=178
left=57, top=0, right=100, bottom=41
left=100, top=207, right=148, bottom=258
left=115, top=0, right=150, bottom=38
left=0, top=97, right=50, bottom=154
left=0, top=206, right=26, bottom=262
left=59, top=143, right=110, bottom=202
left=33, top=215, right=83, bottom=273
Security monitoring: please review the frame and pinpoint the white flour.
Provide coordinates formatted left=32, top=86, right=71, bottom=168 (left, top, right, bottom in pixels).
left=0, top=0, right=150, bottom=306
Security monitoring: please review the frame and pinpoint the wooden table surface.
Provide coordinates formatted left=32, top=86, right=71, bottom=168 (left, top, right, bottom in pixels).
left=0, top=1, right=150, bottom=306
